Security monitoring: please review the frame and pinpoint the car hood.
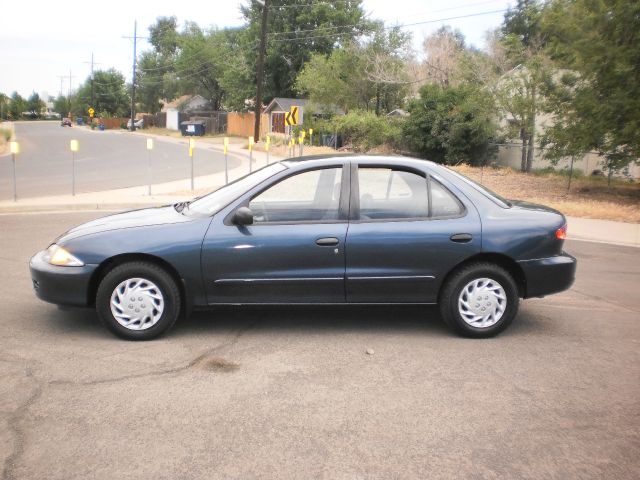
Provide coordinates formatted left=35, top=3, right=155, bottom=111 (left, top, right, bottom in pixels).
left=56, top=205, right=191, bottom=243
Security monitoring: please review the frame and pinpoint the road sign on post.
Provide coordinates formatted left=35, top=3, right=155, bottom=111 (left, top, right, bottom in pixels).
left=10, top=142, right=19, bottom=202
left=285, top=105, right=300, bottom=127
left=88, top=107, right=95, bottom=118
left=223, top=137, right=229, bottom=184
left=189, top=138, right=195, bottom=190
left=70, top=140, right=79, bottom=196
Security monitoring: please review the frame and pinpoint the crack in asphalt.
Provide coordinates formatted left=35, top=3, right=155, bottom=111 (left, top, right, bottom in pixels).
left=2, top=366, right=43, bottom=480
left=50, top=320, right=257, bottom=387
left=1, top=319, right=258, bottom=479
left=571, top=287, right=640, bottom=315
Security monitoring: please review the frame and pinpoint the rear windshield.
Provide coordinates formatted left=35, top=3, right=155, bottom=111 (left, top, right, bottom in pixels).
left=438, top=166, right=512, bottom=208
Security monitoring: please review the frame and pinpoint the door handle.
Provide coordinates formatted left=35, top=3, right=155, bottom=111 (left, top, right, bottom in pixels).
left=316, top=237, right=340, bottom=247
left=450, top=233, right=473, bottom=243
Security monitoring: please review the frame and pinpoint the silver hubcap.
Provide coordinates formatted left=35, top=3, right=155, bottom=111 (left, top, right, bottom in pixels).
left=458, top=277, right=507, bottom=328
left=110, top=278, right=164, bottom=330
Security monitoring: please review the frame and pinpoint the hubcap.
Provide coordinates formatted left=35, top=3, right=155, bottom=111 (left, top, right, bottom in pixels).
left=458, top=277, right=507, bottom=328
left=110, top=278, right=164, bottom=330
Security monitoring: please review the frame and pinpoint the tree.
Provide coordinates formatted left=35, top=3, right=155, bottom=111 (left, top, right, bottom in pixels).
left=8, top=92, right=27, bottom=119
left=75, top=69, right=130, bottom=117
left=27, top=92, right=45, bottom=117
left=241, top=0, right=373, bottom=99
left=296, top=26, right=411, bottom=115
left=540, top=0, right=640, bottom=180
left=53, top=95, right=70, bottom=117
left=403, top=84, right=498, bottom=164
left=0, top=92, right=8, bottom=120
left=498, top=0, right=548, bottom=172
left=420, top=26, right=467, bottom=87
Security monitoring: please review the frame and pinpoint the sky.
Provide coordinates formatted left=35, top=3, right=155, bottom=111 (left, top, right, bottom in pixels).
left=0, top=0, right=515, bottom=100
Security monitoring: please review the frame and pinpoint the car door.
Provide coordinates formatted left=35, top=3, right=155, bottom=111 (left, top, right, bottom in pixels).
left=201, top=165, right=349, bottom=304
left=345, top=164, right=481, bottom=304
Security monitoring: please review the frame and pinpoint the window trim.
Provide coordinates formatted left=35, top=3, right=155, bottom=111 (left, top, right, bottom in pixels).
left=224, top=164, right=348, bottom=226
left=350, top=164, right=466, bottom=223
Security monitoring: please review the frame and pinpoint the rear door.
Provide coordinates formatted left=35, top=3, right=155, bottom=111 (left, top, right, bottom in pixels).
left=345, top=164, right=481, bottom=303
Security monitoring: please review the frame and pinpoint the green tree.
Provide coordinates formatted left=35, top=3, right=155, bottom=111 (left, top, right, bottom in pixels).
left=0, top=92, right=8, bottom=120
left=296, top=26, right=410, bottom=115
left=241, top=0, right=373, bottom=99
left=498, top=0, right=548, bottom=172
left=26, top=92, right=45, bottom=117
left=8, top=92, right=27, bottom=119
left=53, top=95, right=70, bottom=117
left=540, top=0, right=640, bottom=180
left=403, top=84, right=498, bottom=164
left=75, top=69, right=130, bottom=117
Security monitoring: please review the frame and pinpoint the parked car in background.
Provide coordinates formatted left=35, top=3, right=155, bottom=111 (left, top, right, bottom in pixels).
left=60, top=118, right=72, bottom=127
left=29, top=155, right=576, bottom=340
left=126, top=118, right=144, bottom=129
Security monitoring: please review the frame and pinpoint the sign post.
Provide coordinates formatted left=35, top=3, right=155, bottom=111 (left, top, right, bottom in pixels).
left=88, top=107, right=95, bottom=121
left=309, top=128, right=313, bottom=147
left=265, top=135, right=271, bottom=165
left=248, top=136, right=254, bottom=173
left=189, top=138, right=195, bottom=190
left=70, top=140, right=79, bottom=196
left=10, top=141, right=19, bottom=202
left=299, top=131, right=306, bottom=157
left=146, top=138, right=153, bottom=195
left=223, top=137, right=229, bottom=184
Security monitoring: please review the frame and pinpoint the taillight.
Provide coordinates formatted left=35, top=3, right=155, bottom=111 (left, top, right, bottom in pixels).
left=556, top=224, right=567, bottom=240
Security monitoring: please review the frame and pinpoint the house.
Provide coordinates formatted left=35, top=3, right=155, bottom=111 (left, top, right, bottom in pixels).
left=263, top=98, right=309, bottom=134
left=162, top=95, right=211, bottom=130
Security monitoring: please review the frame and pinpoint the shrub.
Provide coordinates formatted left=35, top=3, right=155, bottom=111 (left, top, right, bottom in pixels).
left=331, top=111, right=403, bottom=151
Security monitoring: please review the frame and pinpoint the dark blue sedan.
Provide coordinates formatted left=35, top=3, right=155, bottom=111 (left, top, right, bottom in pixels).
left=30, top=156, right=576, bottom=340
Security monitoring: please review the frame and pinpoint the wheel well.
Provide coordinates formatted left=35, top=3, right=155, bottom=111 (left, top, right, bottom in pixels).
left=87, top=253, right=186, bottom=311
left=439, top=253, right=527, bottom=299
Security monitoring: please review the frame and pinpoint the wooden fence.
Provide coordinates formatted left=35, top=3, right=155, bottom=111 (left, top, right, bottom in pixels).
left=227, top=112, right=268, bottom=139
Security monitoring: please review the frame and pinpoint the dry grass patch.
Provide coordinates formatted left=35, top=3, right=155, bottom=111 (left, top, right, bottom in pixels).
left=450, top=165, right=640, bottom=223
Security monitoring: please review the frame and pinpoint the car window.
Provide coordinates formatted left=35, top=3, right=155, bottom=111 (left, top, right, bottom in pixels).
left=358, top=168, right=428, bottom=220
left=249, top=167, right=342, bottom=223
left=430, top=178, right=464, bottom=217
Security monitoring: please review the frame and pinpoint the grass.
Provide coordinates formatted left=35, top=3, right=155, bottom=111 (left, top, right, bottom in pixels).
left=451, top=165, right=640, bottom=223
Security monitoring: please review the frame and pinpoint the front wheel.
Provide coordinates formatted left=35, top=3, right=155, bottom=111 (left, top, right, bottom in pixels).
left=439, top=263, right=519, bottom=338
left=96, top=262, right=181, bottom=340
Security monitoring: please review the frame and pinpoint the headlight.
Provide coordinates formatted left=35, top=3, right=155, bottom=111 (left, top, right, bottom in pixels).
left=44, top=244, right=85, bottom=267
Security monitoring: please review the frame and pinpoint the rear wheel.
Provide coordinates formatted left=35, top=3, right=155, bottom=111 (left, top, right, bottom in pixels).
left=439, top=262, right=519, bottom=338
left=96, top=262, right=181, bottom=340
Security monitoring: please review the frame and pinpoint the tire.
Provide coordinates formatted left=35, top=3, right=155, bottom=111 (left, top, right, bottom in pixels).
left=96, top=261, right=181, bottom=340
left=439, top=262, right=519, bottom=338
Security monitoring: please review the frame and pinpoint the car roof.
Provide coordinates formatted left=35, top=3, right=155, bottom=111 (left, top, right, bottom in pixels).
left=281, top=154, right=439, bottom=171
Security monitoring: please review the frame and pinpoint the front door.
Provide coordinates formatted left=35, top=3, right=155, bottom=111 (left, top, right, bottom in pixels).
left=202, top=166, right=348, bottom=304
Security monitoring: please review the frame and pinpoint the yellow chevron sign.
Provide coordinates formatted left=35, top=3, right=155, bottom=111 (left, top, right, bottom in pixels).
left=285, top=105, right=299, bottom=126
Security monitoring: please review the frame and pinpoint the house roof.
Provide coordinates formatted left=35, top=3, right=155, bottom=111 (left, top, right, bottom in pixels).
left=264, top=97, right=309, bottom=113
left=164, top=94, right=193, bottom=110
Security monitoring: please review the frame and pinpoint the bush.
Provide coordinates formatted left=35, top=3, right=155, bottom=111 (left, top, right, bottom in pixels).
left=330, top=111, right=403, bottom=151
left=1, top=128, right=11, bottom=142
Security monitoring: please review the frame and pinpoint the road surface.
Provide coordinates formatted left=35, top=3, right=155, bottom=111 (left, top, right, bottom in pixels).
left=0, top=122, right=242, bottom=199
left=0, top=211, right=638, bottom=480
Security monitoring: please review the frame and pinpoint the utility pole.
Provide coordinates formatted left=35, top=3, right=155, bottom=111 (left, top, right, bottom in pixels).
left=83, top=53, right=101, bottom=109
left=58, top=72, right=76, bottom=117
left=253, top=0, right=270, bottom=142
left=123, top=21, right=146, bottom=131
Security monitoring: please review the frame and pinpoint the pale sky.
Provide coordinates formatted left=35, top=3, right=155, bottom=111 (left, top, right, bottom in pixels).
left=0, top=0, right=514, bottom=99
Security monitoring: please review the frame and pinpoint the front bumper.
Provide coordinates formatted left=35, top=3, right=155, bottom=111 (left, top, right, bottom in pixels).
left=518, top=252, right=577, bottom=298
left=29, top=251, right=98, bottom=307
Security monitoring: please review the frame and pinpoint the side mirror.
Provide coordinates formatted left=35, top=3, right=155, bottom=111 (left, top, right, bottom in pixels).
left=233, top=206, right=254, bottom=226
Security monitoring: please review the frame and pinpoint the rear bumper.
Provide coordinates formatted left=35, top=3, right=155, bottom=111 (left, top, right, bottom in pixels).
left=518, top=252, right=577, bottom=298
left=29, top=251, right=97, bottom=307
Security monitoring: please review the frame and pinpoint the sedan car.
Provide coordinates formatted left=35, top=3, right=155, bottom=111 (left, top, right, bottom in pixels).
left=30, top=156, right=576, bottom=340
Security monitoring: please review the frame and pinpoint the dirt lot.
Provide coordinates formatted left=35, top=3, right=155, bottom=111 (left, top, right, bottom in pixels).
left=450, top=165, right=640, bottom=223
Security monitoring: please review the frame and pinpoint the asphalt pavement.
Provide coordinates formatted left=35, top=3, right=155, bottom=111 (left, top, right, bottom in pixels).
left=1, top=211, right=639, bottom=480
left=0, top=122, right=245, bottom=199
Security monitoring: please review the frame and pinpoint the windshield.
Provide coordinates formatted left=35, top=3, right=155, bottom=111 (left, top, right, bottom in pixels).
left=439, top=165, right=512, bottom=208
left=184, top=163, right=287, bottom=217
